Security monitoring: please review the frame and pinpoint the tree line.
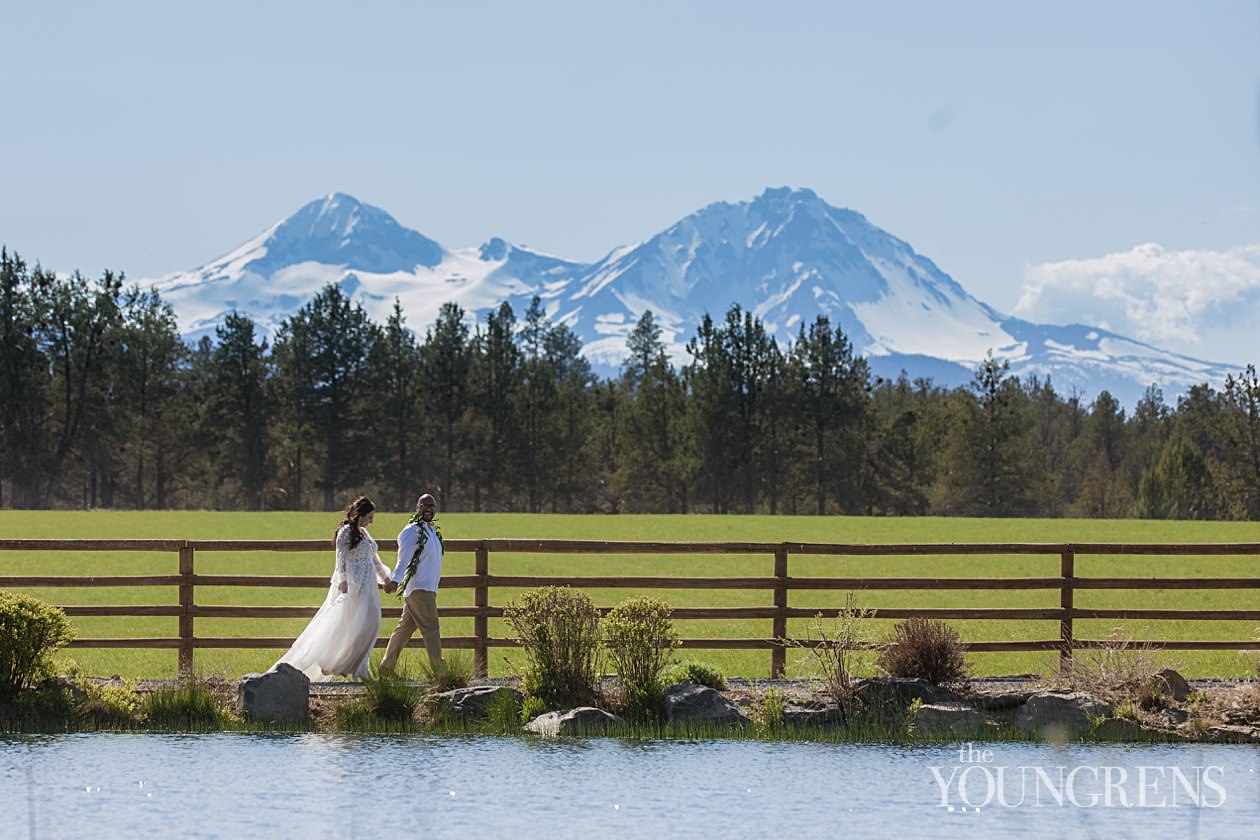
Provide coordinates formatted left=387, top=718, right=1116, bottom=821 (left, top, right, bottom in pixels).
left=3, top=248, right=1259, bottom=518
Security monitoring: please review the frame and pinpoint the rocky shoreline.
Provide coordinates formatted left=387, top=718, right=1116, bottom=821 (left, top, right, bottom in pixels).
left=213, top=669, right=1260, bottom=743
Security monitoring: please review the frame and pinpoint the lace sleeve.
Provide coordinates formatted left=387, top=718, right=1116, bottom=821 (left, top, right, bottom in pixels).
left=332, top=526, right=351, bottom=587
left=373, top=549, right=391, bottom=585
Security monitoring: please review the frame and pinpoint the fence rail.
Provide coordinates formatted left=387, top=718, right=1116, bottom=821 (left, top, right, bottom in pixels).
left=2, top=539, right=1259, bottom=677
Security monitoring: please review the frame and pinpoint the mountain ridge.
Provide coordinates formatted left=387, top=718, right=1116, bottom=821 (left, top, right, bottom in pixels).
left=149, top=189, right=1235, bottom=405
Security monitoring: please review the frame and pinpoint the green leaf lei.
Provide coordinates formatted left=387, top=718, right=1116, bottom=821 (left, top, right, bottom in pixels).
left=396, top=514, right=443, bottom=597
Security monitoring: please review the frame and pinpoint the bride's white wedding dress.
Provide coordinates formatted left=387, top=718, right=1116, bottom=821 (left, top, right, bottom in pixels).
left=276, top=524, right=391, bottom=680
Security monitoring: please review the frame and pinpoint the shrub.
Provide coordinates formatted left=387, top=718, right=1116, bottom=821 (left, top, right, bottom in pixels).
left=0, top=591, right=74, bottom=704
left=756, top=686, right=786, bottom=733
left=419, top=652, right=473, bottom=693
left=483, top=689, right=524, bottom=734
left=1069, top=627, right=1166, bottom=706
left=787, top=594, right=872, bottom=715
left=877, top=617, right=968, bottom=686
left=519, top=694, right=547, bottom=723
left=503, top=587, right=602, bottom=708
left=77, top=678, right=141, bottom=728
left=660, top=659, right=727, bottom=691
left=139, top=676, right=226, bottom=729
left=604, top=596, right=679, bottom=720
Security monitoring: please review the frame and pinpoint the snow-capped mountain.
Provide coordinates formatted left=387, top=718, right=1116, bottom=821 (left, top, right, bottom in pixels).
left=150, top=189, right=1236, bottom=405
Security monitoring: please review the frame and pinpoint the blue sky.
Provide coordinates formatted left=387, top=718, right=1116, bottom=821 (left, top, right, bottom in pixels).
left=4, top=1, right=1259, bottom=363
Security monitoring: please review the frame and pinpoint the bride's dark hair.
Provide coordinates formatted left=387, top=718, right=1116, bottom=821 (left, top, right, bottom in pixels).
left=335, top=496, right=376, bottom=549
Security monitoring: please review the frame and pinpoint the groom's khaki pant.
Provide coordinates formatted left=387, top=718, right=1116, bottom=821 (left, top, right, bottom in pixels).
left=381, top=589, right=443, bottom=672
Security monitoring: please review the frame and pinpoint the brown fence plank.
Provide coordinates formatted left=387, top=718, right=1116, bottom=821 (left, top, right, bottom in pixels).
left=66, top=638, right=183, bottom=648
left=484, top=575, right=781, bottom=589
left=0, top=576, right=184, bottom=587
left=0, top=539, right=184, bottom=551
left=61, top=606, right=183, bottom=617
left=1074, top=578, right=1260, bottom=589
left=786, top=577, right=1064, bottom=590
left=1075, top=609, right=1260, bottom=620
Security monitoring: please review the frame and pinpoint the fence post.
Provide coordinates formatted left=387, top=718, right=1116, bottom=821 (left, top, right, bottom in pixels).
left=771, top=544, right=788, bottom=678
left=1059, top=549, right=1075, bottom=676
left=178, top=543, right=195, bottom=678
left=474, top=541, right=489, bottom=678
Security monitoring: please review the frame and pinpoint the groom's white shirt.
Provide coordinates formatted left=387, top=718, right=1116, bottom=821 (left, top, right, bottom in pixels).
left=391, top=521, right=443, bottom=596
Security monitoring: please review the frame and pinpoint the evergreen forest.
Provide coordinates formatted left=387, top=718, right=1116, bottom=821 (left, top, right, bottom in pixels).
left=3, top=249, right=1259, bottom=518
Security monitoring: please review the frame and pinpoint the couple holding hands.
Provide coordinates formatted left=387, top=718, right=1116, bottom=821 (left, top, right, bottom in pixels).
left=276, top=493, right=445, bottom=680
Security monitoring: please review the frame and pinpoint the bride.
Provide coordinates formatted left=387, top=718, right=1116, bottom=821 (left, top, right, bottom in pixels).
left=276, top=496, right=395, bottom=680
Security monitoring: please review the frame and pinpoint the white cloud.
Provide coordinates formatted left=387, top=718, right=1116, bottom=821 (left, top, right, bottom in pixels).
left=1013, top=242, right=1260, bottom=355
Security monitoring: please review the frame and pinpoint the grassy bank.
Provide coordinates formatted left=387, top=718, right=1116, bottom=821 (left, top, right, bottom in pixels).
left=2, top=511, right=1259, bottom=679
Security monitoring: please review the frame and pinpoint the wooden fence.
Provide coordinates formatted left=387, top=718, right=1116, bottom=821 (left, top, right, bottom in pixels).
left=2, top=539, right=1260, bottom=677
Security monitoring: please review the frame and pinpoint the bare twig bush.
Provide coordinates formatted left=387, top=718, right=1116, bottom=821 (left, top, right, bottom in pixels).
left=1068, top=628, right=1170, bottom=708
left=784, top=593, right=872, bottom=721
left=876, top=617, right=969, bottom=686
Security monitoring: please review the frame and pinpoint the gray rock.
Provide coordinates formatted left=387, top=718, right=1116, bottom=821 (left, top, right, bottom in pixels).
left=1014, top=692, right=1111, bottom=741
left=664, top=684, right=750, bottom=728
left=855, top=677, right=957, bottom=710
left=1090, top=717, right=1151, bottom=741
left=1162, top=707, right=1189, bottom=726
left=970, top=690, right=1031, bottom=711
left=912, top=702, right=988, bottom=738
left=525, top=707, right=623, bottom=736
left=430, top=685, right=523, bottom=719
left=782, top=702, right=846, bottom=729
left=236, top=663, right=309, bottom=722
left=1155, top=669, right=1190, bottom=702
left=1207, top=724, right=1260, bottom=743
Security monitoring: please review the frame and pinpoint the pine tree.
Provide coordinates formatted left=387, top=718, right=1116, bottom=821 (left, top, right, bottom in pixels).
left=374, top=300, right=422, bottom=511
left=272, top=284, right=380, bottom=510
left=420, top=302, right=472, bottom=510
left=208, top=313, right=272, bottom=510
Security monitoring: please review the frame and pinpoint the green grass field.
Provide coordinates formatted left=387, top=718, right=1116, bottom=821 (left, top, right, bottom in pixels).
left=2, top=511, right=1259, bottom=681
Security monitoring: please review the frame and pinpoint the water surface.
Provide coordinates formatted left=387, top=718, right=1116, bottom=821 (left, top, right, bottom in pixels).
left=2, top=734, right=1257, bottom=838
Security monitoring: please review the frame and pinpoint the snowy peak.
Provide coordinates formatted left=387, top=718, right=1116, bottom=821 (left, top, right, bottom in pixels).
left=564, top=186, right=1017, bottom=369
left=250, top=192, right=444, bottom=275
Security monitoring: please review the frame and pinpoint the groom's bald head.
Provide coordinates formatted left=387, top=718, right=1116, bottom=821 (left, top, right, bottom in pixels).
left=416, top=493, right=437, bottom=520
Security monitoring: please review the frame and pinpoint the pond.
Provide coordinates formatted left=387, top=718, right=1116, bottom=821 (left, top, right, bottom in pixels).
left=1, top=735, right=1257, bottom=838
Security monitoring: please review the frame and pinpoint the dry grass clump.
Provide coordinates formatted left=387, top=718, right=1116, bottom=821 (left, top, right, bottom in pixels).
left=1066, top=628, right=1171, bottom=708
left=876, top=617, right=969, bottom=686
left=419, top=652, right=473, bottom=693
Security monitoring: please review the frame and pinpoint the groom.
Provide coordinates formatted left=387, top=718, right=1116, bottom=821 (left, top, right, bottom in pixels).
left=380, top=492, right=444, bottom=674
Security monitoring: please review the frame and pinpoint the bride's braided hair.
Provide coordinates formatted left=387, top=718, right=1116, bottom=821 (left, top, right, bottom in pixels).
left=334, top=496, right=376, bottom=549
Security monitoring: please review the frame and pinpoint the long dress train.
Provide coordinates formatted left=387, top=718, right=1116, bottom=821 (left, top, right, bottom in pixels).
left=276, top=525, right=391, bottom=680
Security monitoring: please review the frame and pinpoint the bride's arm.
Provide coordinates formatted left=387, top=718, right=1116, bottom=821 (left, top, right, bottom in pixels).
left=372, top=543, right=391, bottom=585
left=333, top=527, right=350, bottom=593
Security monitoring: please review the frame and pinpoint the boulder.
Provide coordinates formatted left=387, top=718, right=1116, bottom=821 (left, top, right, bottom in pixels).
left=969, top=690, right=1031, bottom=711
left=782, top=702, right=846, bottom=729
left=525, top=707, right=623, bottom=736
left=911, top=702, right=988, bottom=738
left=855, top=677, right=956, bottom=710
left=1154, top=669, right=1190, bottom=703
left=1090, top=717, right=1151, bottom=741
left=236, top=663, right=309, bottom=722
left=1161, top=707, right=1189, bottom=727
left=1014, top=692, right=1111, bottom=741
left=664, top=684, right=750, bottom=728
left=1207, top=724, right=1260, bottom=743
left=430, top=685, right=523, bottom=719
